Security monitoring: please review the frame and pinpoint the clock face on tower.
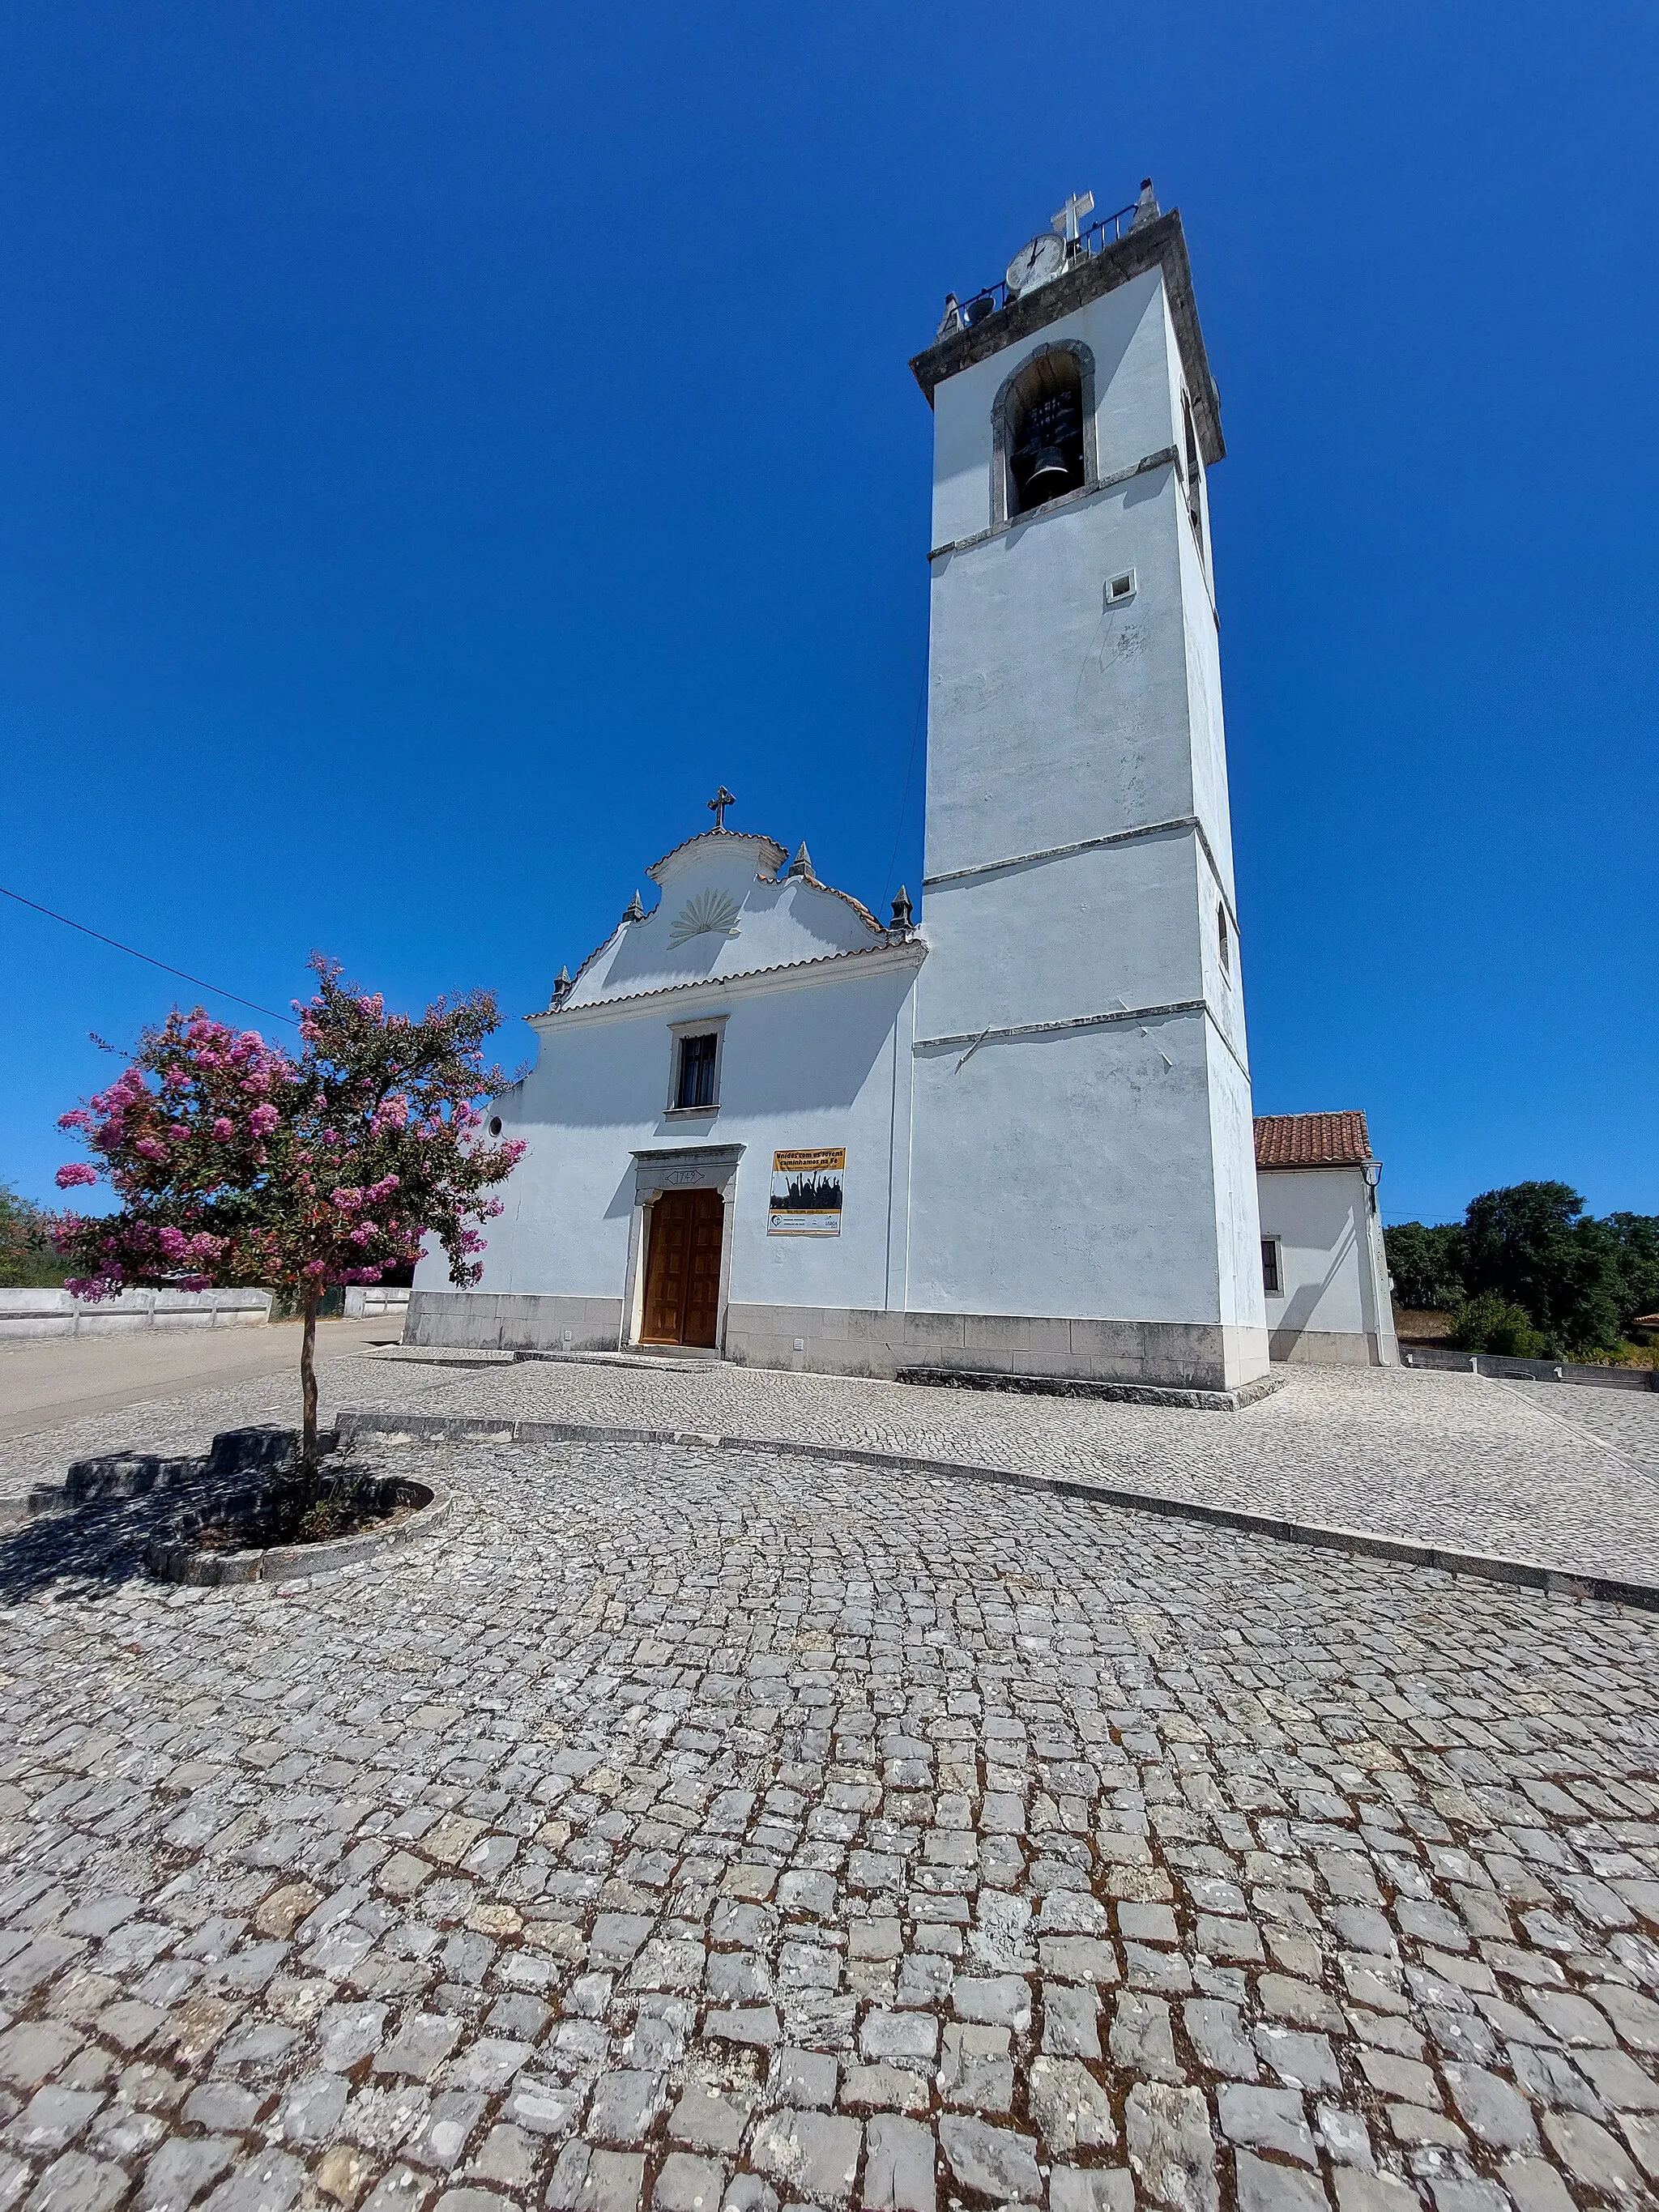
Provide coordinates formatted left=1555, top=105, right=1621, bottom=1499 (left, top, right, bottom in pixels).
left=1005, top=232, right=1065, bottom=298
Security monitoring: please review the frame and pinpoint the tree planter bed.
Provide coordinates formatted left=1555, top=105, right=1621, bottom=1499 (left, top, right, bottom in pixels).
left=145, top=1470, right=446, bottom=1585
left=22, top=1426, right=450, bottom=1585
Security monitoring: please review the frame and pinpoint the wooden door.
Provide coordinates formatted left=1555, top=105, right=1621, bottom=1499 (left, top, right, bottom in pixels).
left=641, top=1187, right=724, bottom=1346
left=681, top=1187, right=723, bottom=1348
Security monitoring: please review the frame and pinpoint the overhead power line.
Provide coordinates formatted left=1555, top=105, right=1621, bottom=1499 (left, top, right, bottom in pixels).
left=0, top=884, right=300, bottom=1027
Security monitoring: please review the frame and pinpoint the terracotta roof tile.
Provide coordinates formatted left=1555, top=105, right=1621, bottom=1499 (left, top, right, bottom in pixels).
left=1254, top=1110, right=1373, bottom=1170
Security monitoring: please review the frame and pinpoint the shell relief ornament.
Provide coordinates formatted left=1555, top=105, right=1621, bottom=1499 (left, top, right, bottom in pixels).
left=667, top=887, right=743, bottom=948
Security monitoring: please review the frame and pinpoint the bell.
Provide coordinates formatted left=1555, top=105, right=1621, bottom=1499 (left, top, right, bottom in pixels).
left=1022, top=445, right=1073, bottom=498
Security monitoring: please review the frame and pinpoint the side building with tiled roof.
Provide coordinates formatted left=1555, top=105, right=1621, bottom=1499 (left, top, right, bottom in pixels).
left=1254, top=1112, right=1398, bottom=1366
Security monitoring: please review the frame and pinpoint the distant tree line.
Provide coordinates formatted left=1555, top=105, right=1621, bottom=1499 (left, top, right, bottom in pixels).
left=1385, top=1181, right=1659, bottom=1361
left=0, top=1181, right=68, bottom=1289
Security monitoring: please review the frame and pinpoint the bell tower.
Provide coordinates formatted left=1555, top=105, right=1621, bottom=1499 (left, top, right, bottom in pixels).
left=903, top=186, right=1268, bottom=1391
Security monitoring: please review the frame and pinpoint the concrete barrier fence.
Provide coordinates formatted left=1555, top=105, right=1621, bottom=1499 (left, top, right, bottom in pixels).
left=343, top=1286, right=412, bottom=1320
left=0, top=1287, right=272, bottom=1339
left=1399, top=1343, right=1657, bottom=1392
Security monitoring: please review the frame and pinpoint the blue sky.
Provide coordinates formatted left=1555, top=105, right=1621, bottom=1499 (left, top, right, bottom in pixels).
left=2, top=2, right=1653, bottom=1229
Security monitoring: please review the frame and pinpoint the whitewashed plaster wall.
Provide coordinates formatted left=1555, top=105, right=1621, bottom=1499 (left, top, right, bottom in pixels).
left=424, top=957, right=923, bottom=1320
left=907, top=1012, right=1231, bottom=1325
left=909, top=256, right=1265, bottom=1381
left=1257, top=1166, right=1398, bottom=1365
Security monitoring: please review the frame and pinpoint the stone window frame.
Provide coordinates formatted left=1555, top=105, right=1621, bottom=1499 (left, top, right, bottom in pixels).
left=991, top=339, right=1100, bottom=531
left=663, top=1012, right=730, bottom=1119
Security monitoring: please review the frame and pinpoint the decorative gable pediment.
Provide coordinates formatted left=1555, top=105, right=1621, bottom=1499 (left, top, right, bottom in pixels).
left=553, top=828, right=893, bottom=1015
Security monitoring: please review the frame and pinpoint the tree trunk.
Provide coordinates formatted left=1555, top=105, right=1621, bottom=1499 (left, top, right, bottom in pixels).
left=299, top=1293, right=320, bottom=1493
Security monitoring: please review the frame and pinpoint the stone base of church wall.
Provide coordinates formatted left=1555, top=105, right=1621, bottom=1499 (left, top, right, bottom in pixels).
left=407, top=1289, right=1273, bottom=1391
left=1267, top=1326, right=1395, bottom=1369
left=406, top=1289, right=623, bottom=1354
left=724, top=1305, right=1269, bottom=1392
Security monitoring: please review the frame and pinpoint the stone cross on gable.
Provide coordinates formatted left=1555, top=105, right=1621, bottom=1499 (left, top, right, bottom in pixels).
left=707, top=786, right=736, bottom=831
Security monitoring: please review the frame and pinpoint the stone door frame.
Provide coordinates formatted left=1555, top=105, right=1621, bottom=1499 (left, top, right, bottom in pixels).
left=623, top=1144, right=744, bottom=1353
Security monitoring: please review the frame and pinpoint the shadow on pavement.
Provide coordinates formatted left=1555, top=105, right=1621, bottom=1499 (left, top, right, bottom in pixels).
left=0, top=1490, right=220, bottom=1605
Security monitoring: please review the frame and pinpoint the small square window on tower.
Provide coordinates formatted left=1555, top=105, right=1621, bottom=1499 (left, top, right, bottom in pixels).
left=1106, top=569, right=1137, bottom=607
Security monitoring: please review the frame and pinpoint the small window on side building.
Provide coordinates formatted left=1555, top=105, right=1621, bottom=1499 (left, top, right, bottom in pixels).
left=675, top=1032, right=719, bottom=1111
left=1218, top=902, right=1230, bottom=981
left=1261, top=1238, right=1282, bottom=1298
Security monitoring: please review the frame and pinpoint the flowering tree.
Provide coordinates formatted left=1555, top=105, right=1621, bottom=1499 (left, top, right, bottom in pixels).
left=52, top=957, right=523, bottom=1485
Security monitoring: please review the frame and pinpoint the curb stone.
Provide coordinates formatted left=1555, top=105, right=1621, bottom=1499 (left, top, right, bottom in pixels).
left=894, top=1365, right=1282, bottom=1412
left=144, top=1477, right=450, bottom=1586
left=334, top=1407, right=1659, bottom=1615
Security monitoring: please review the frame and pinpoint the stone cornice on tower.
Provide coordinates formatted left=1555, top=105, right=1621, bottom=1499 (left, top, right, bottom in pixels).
left=909, top=209, right=1224, bottom=467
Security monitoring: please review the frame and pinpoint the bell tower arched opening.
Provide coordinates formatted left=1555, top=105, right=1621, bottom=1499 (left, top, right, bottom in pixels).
left=991, top=341, right=1098, bottom=530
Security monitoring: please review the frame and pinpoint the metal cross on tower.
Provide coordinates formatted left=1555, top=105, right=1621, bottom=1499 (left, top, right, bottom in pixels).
left=1051, top=190, right=1095, bottom=242
left=707, top=786, right=736, bottom=830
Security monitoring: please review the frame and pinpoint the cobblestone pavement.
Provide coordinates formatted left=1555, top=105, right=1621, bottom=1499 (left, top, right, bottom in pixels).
left=2, top=1438, right=1659, bottom=2212
left=373, top=1360, right=1659, bottom=1590
left=5, top=1357, right=1658, bottom=1589
left=1486, top=1386, right=1659, bottom=1485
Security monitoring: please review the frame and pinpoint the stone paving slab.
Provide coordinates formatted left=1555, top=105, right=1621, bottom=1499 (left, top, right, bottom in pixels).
left=1, top=1434, right=1657, bottom=2212
left=352, top=1358, right=1659, bottom=1592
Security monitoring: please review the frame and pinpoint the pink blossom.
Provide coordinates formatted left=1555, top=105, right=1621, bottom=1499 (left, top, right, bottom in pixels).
left=57, top=1109, right=92, bottom=1130
left=156, top=1225, right=188, bottom=1259
left=55, top=1163, right=98, bottom=1189
left=166, top=1124, right=190, bottom=1144
left=211, top=1117, right=234, bottom=1141
left=134, top=1137, right=167, bottom=1161
left=249, top=1103, right=279, bottom=1136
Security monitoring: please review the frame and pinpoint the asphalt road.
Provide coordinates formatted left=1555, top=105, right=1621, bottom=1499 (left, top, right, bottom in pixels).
left=0, top=1315, right=400, bottom=1441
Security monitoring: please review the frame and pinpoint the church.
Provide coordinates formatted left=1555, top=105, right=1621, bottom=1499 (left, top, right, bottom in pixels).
left=408, top=185, right=1395, bottom=1392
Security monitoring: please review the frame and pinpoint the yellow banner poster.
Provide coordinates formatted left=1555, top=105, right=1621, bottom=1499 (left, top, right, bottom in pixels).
left=768, top=1148, right=845, bottom=1237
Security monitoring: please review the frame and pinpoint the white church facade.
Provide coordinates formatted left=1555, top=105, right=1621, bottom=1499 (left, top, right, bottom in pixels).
left=409, top=186, right=1393, bottom=1389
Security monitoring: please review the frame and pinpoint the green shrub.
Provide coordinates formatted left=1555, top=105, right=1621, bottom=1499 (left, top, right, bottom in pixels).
left=1383, top=1221, right=1465, bottom=1311
left=1448, top=1292, right=1548, bottom=1359
left=0, top=1181, right=68, bottom=1289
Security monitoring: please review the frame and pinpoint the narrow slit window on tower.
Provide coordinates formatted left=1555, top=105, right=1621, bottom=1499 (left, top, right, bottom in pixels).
left=1006, top=352, right=1086, bottom=518
left=1182, top=390, right=1205, bottom=558
left=1218, top=902, right=1230, bottom=980
left=675, top=1031, right=719, bottom=1110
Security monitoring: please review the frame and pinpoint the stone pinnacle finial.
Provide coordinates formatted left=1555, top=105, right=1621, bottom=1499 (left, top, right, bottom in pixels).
left=552, top=965, right=572, bottom=1004
left=889, top=886, right=915, bottom=936
left=1131, top=177, right=1160, bottom=231
left=623, top=891, right=645, bottom=923
left=787, top=842, right=815, bottom=881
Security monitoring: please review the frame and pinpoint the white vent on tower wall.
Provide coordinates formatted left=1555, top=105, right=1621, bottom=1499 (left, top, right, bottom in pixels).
left=1106, top=569, right=1137, bottom=607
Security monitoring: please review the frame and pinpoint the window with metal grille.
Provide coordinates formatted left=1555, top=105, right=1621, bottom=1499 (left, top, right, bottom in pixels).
left=676, top=1032, right=719, bottom=1110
